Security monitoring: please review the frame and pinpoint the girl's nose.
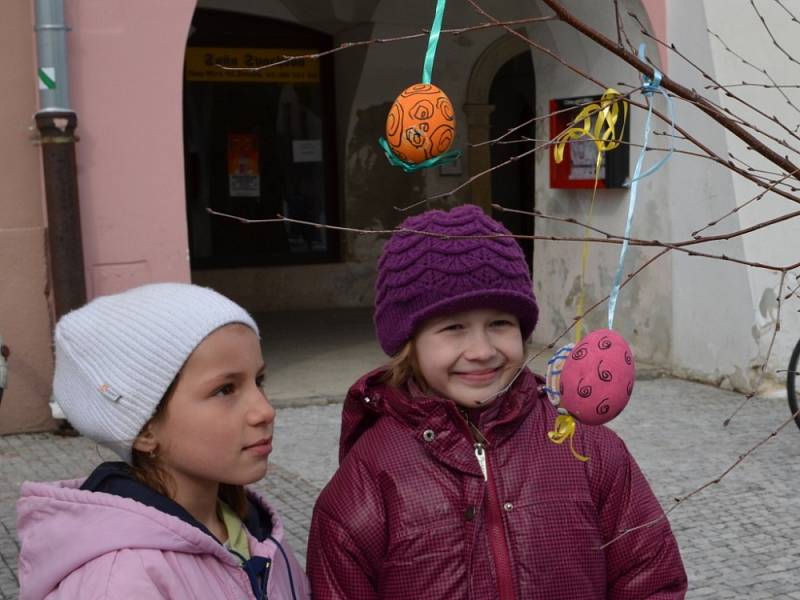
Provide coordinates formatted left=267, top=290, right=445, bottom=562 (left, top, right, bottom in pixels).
left=248, top=384, right=276, bottom=425
left=464, top=329, right=496, bottom=361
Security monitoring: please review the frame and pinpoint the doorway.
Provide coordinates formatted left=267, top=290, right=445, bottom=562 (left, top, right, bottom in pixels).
left=183, top=9, right=339, bottom=269
left=489, top=51, right=535, bottom=270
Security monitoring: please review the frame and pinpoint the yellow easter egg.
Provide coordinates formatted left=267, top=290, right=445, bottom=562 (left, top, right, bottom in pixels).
left=385, top=83, right=456, bottom=164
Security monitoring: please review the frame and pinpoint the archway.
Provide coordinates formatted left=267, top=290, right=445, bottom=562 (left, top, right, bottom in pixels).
left=488, top=51, right=535, bottom=269
left=466, top=32, right=535, bottom=267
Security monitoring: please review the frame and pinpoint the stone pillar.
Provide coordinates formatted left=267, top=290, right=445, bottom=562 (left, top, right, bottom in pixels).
left=463, top=103, right=495, bottom=212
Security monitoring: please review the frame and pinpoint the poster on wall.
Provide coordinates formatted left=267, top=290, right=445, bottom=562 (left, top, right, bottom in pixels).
left=568, top=136, right=602, bottom=181
left=227, top=133, right=260, bottom=197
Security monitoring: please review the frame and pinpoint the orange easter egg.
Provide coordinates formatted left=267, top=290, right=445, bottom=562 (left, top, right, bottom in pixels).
left=385, top=83, right=456, bottom=164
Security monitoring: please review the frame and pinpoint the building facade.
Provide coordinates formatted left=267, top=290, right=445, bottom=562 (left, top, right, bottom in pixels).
left=2, top=0, right=798, bottom=433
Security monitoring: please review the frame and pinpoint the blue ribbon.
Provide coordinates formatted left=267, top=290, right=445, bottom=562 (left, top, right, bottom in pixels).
left=422, top=0, right=447, bottom=84
left=607, top=44, right=675, bottom=329
left=627, top=45, right=675, bottom=185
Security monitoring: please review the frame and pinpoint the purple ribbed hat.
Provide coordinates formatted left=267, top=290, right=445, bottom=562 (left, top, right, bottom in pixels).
left=374, top=204, right=538, bottom=356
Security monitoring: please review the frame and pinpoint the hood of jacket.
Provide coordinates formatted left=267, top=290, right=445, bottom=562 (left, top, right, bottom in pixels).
left=339, top=366, right=543, bottom=464
left=16, top=462, right=286, bottom=600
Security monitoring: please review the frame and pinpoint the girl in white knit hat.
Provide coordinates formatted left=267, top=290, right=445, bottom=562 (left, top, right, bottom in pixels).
left=16, top=283, right=309, bottom=600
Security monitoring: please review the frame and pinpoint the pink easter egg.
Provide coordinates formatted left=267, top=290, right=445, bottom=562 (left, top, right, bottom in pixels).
left=559, top=329, right=635, bottom=426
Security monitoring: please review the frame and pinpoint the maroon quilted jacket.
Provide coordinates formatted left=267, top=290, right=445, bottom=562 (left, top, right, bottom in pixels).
left=307, top=368, right=687, bottom=599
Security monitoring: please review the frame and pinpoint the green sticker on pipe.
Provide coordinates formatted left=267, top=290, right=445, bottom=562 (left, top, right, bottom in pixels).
left=38, top=68, right=56, bottom=90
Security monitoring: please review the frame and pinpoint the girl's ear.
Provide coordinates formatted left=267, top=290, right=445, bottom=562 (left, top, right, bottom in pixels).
left=132, top=425, right=158, bottom=454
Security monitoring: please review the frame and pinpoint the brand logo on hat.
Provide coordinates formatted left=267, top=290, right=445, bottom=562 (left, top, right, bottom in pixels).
left=98, top=384, right=123, bottom=403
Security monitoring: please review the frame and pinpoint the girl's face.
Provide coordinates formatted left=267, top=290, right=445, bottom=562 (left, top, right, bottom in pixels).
left=413, top=308, right=525, bottom=408
left=147, top=323, right=275, bottom=495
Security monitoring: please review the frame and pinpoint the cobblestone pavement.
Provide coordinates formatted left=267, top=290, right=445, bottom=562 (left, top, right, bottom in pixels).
left=2, top=378, right=800, bottom=598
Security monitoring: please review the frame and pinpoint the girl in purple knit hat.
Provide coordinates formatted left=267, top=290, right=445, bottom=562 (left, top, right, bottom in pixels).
left=307, top=204, right=687, bottom=600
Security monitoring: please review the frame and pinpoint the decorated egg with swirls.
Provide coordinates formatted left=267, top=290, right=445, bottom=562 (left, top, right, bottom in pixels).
left=385, top=83, right=456, bottom=164
left=555, top=329, right=635, bottom=426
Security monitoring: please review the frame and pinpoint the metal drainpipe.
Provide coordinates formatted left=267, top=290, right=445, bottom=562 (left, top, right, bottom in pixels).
left=34, top=0, right=87, bottom=318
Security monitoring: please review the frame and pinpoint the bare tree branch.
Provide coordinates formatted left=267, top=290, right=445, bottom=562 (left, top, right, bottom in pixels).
left=539, top=0, right=800, bottom=176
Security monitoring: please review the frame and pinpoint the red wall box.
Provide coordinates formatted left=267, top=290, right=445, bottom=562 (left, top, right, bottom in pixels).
left=549, top=95, right=629, bottom=189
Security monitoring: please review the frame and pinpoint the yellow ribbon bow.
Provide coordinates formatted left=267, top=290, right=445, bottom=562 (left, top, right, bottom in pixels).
left=553, top=88, right=628, bottom=167
left=548, top=414, right=589, bottom=462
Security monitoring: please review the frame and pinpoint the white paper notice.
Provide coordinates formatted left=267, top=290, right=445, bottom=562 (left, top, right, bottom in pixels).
left=292, top=139, right=323, bottom=163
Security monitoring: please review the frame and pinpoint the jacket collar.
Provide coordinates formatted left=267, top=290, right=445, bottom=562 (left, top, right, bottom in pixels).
left=341, top=367, right=545, bottom=473
left=80, top=461, right=273, bottom=543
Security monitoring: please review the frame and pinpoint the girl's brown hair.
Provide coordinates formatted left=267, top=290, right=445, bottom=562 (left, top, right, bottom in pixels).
left=382, top=339, right=429, bottom=391
left=130, top=376, right=249, bottom=520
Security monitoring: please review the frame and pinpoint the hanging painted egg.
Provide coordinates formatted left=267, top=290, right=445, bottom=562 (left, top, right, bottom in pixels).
left=547, top=329, right=635, bottom=426
left=385, top=83, right=456, bottom=164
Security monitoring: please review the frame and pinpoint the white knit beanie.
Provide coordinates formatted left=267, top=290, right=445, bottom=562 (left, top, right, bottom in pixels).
left=53, top=282, right=259, bottom=463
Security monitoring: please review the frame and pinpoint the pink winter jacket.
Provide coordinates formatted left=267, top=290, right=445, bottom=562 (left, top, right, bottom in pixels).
left=17, top=474, right=309, bottom=600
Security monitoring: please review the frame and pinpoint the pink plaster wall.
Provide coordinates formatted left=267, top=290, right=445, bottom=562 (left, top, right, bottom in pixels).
left=66, top=0, right=197, bottom=299
left=641, top=0, right=668, bottom=69
left=0, top=1, right=56, bottom=433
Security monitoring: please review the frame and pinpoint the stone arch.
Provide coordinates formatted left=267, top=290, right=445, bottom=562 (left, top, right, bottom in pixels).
left=464, top=32, right=532, bottom=210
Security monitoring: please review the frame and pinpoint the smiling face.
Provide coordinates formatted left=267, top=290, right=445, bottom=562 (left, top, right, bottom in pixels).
left=413, top=309, right=525, bottom=408
left=141, top=323, right=275, bottom=499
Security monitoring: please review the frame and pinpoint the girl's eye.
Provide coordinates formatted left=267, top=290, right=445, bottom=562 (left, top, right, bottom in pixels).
left=213, top=383, right=236, bottom=397
left=441, top=323, right=464, bottom=332
left=491, top=319, right=514, bottom=327
left=256, top=374, right=266, bottom=388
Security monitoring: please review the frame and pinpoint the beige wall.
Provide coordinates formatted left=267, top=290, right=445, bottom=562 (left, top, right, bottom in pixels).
left=0, top=2, right=56, bottom=433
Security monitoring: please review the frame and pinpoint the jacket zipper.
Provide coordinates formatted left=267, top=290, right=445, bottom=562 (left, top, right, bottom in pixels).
left=462, top=414, right=516, bottom=600
left=474, top=443, right=488, bottom=480
left=483, top=453, right=516, bottom=600
left=237, top=555, right=271, bottom=600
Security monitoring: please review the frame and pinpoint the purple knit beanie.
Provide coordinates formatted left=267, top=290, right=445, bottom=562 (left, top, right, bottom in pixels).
left=374, top=204, right=538, bottom=356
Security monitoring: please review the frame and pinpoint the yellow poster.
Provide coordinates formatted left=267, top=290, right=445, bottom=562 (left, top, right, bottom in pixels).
left=185, top=47, right=320, bottom=84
